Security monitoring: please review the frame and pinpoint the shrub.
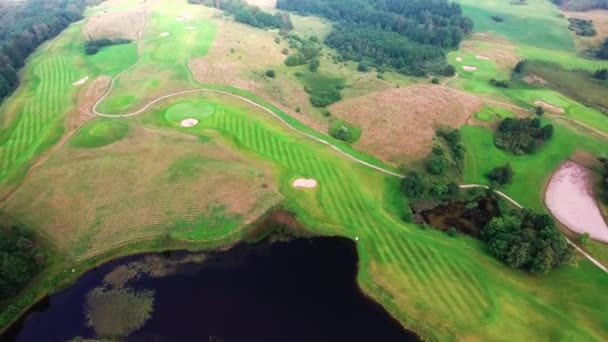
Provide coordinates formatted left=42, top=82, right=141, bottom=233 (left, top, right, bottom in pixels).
left=328, top=119, right=360, bottom=143
left=490, top=79, right=509, bottom=88
left=513, top=59, right=528, bottom=73
left=401, top=171, right=428, bottom=198
left=322, top=109, right=332, bottom=117
left=446, top=227, right=459, bottom=237
left=593, top=68, right=608, bottom=80
left=491, top=15, right=504, bottom=22
left=357, top=62, right=371, bottom=72
left=431, top=77, right=440, bottom=84
left=598, top=38, right=608, bottom=59
left=284, top=53, right=307, bottom=66
left=535, top=106, right=544, bottom=115
left=308, top=59, right=320, bottom=72
left=265, top=69, right=276, bottom=78
left=295, top=106, right=301, bottom=113
left=487, top=164, right=514, bottom=186
left=568, top=18, right=597, bottom=36
left=436, top=128, right=466, bottom=170
left=426, top=150, right=450, bottom=175
left=281, top=48, right=289, bottom=55
left=309, top=88, right=342, bottom=107
left=579, top=232, right=591, bottom=247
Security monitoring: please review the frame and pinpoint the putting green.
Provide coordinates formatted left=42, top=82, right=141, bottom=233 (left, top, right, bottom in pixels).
left=165, top=101, right=215, bottom=124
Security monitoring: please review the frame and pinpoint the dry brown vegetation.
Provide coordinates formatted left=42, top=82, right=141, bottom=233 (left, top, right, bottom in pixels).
left=246, top=0, right=276, bottom=8
left=83, top=0, right=148, bottom=40
left=330, top=85, right=483, bottom=163
left=2, top=126, right=281, bottom=260
left=564, top=10, right=608, bottom=52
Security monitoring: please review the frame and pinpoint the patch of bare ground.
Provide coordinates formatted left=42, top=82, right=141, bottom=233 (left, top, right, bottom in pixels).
left=246, top=0, right=276, bottom=9
left=189, top=16, right=326, bottom=132
left=2, top=126, right=281, bottom=260
left=83, top=5, right=146, bottom=41
left=564, top=10, right=608, bottom=51
left=523, top=74, right=548, bottom=85
left=329, top=85, right=483, bottom=163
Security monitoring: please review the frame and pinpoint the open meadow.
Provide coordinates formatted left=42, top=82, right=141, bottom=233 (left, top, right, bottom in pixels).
left=0, top=0, right=607, bottom=340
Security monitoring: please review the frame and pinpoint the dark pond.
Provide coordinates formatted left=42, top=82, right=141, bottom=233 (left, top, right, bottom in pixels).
left=416, top=196, right=500, bottom=236
left=4, top=237, right=419, bottom=342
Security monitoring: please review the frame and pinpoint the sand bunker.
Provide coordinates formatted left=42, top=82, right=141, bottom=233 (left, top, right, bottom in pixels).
left=180, top=118, right=199, bottom=127
left=293, top=178, right=317, bottom=189
left=160, top=32, right=170, bottom=37
left=534, top=100, right=564, bottom=114
left=545, top=161, right=608, bottom=243
left=462, top=66, right=477, bottom=72
left=72, top=76, right=89, bottom=86
left=455, top=57, right=462, bottom=62
left=476, top=55, right=490, bottom=60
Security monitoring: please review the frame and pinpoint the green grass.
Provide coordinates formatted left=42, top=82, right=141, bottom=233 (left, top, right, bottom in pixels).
left=95, top=2, right=218, bottom=114
left=455, top=0, right=574, bottom=52
left=164, top=100, right=216, bottom=124
left=462, top=120, right=608, bottom=211
left=475, top=105, right=515, bottom=122
left=70, top=119, right=130, bottom=148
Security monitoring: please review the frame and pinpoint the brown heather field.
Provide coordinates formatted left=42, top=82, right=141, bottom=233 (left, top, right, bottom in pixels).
left=2, top=126, right=281, bottom=260
left=83, top=0, right=148, bottom=41
left=564, top=10, right=608, bottom=52
left=330, top=85, right=483, bottom=164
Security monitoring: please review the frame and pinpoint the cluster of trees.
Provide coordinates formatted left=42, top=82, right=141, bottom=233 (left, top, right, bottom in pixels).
left=401, top=170, right=460, bottom=199
left=84, top=38, right=131, bottom=55
left=481, top=210, right=574, bottom=273
left=567, top=18, right=597, bottom=36
left=0, top=0, right=91, bottom=103
left=191, top=0, right=293, bottom=30
left=494, top=118, right=553, bottom=154
left=0, top=225, right=45, bottom=300
left=277, top=0, right=472, bottom=76
left=486, top=164, right=514, bottom=186
left=437, top=128, right=466, bottom=170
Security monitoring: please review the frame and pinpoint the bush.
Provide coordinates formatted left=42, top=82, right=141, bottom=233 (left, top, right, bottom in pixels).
left=487, top=164, right=514, bottom=186
left=490, top=79, right=509, bottom=88
left=309, top=88, right=342, bottom=107
left=308, top=59, right=320, bottom=72
left=329, top=119, right=360, bottom=143
left=436, top=128, right=466, bottom=170
left=401, top=171, right=429, bottom=198
left=594, top=68, right=608, bottom=80
left=568, top=18, right=597, bottom=36
left=265, top=69, right=276, bottom=78
left=431, top=77, right=440, bottom=84
left=357, top=62, right=371, bottom=72
left=446, top=227, right=459, bottom=237
left=491, top=15, right=504, bottom=22
left=284, top=53, right=307, bottom=66
left=513, top=59, right=528, bottom=73
left=535, top=106, right=544, bottom=115
left=578, top=232, right=591, bottom=247
left=322, top=109, right=332, bottom=117
left=425, top=149, right=450, bottom=175
left=598, top=38, right=608, bottom=59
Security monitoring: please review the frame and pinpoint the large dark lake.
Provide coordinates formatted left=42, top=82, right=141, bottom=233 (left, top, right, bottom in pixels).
left=4, top=237, right=419, bottom=342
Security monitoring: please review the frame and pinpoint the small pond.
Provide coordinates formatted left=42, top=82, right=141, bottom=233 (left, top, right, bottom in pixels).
left=4, top=237, right=419, bottom=342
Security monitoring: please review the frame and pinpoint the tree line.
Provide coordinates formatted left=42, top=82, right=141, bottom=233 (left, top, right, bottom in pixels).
left=190, top=0, right=293, bottom=31
left=494, top=118, right=553, bottom=154
left=0, top=0, right=93, bottom=104
left=277, top=0, right=472, bottom=76
left=0, top=225, right=45, bottom=300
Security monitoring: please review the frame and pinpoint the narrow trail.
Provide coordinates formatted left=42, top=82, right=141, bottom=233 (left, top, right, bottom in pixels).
left=86, top=4, right=605, bottom=273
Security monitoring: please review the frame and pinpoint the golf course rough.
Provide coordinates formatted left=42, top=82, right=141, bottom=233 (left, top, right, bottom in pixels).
left=0, top=0, right=607, bottom=341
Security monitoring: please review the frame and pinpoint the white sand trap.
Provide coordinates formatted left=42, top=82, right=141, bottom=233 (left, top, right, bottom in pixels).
left=72, top=76, right=89, bottom=86
left=160, top=32, right=170, bottom=37
left=180, top=118, right=199, bottom=127
left=462, top=66, right=477, bottom=72
left=186, top=26, right=196, bottom=30
left=476, top=55, right=490, bottom=60
left=534, top=100, right=564, bottom=114
left=293, top=178, right=317, bottom=189
left=455, top=57, right=462, bottom=62
left=545, top=161, right=608, bottom=243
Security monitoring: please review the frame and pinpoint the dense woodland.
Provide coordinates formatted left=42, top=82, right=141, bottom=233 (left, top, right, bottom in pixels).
left=494, top=118, right=553, bottom=154
left=567, top=18, right=597, bottom=36
left=277, top=0, right=472, bottom=76
left=0, top=225, right=45, bottom=300
left=0, top=0, right=94, bottom=104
